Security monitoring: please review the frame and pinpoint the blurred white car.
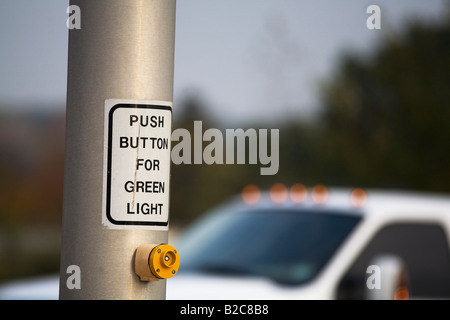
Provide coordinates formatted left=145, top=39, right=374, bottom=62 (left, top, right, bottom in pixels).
left=1, top=186, right=450, bottom=300
left=167, top=186, right=450, bottom=300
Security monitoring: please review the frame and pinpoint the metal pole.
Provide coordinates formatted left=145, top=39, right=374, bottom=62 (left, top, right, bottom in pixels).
left=60, top=0, right=176, bottom=299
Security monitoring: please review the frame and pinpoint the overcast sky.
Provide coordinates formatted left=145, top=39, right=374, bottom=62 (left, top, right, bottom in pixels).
left=0, top=0, right=446, bottom=123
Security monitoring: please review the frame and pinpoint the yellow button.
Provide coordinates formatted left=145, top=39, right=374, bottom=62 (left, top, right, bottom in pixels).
left=149, top=244, right=180, bottom=279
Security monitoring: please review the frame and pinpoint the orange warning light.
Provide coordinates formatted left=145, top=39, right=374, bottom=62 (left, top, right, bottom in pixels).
left=394, top=286, right=410, bottom=300
left=289, top=183, right=308, bottom=203
left=350, top=188, right=367, bottom=207
left=270, top=183, right=288, bottom=203
left=311, top=184, right=328, bottom=204
left=241, top=184, right=261, bottom=205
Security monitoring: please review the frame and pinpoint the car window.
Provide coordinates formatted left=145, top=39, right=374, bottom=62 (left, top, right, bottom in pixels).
left=337, top=222, right=450, bottom=299
left=177, top=208, right=361, bottom=285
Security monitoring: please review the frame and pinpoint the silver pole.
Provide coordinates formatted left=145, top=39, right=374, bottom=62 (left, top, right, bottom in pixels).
left=60, top=0, right=176, bottom=299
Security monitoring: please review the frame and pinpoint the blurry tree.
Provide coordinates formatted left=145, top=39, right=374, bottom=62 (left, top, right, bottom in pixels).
left=319, top=18, right=450, bottom=192
left=0, top=109, right=64, bottom=282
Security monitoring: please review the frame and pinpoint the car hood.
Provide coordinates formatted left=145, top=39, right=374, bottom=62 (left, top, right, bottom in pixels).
left=0, top=275, right=59, bottom=300
left=166, top=273, right=320, bottom=300
left=0, top=273, right=325, bottom=300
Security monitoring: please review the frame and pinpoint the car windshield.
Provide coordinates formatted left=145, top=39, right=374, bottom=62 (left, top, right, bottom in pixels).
left=176, top=207, right=362, bottom=286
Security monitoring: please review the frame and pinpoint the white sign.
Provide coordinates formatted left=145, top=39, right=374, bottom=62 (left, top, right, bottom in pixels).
left=103, top=99, right=172, bottom=230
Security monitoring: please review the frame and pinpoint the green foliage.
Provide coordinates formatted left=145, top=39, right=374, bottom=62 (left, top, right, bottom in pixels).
left=319, top=19, right=450, bottom=191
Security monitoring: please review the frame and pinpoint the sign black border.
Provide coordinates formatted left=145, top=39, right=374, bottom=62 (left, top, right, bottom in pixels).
left=106, top=103, right=172, bottom=227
